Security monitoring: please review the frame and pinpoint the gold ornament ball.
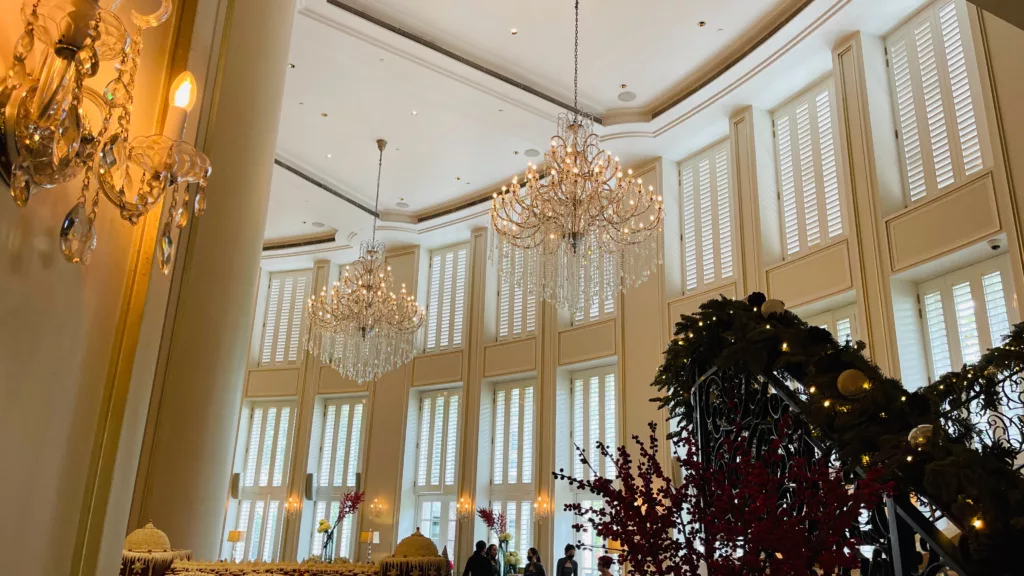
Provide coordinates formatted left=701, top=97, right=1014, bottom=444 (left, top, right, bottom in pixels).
left=908, top=424, right=934, bottom=449
left=837, top=369, right=870, bottom=398
left=762, top=299, right=786, bottom=317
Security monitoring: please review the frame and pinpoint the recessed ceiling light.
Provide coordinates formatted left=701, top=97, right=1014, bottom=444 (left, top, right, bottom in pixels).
left=411, top=110, right=418, bottom=116
left=698, top=21, right=707, bottom=27
left=326, top=153, right=332, bottom=158
left=498, top=109, right=504, bottom=112
left=618, top=90, right=637, bottom=102
left=311, top=221, right=325, bottom=228
left=299, top=101, right=304, bottom=105
left=524, top=148, right=540, bottom=158
left=510, top=28, right=518, bottom=35
left=396, top=201, right=409, bottom=209
left=288, top=63, right=296, bottom=69
left=321, top=112, right=328, bottom=117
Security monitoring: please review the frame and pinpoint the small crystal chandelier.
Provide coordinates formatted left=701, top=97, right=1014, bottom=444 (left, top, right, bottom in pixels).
left=305, top=139, right=425, bottom=384
left=1, top=0, right=211, bottom=272
left=490, top=0, right=663, bottom=317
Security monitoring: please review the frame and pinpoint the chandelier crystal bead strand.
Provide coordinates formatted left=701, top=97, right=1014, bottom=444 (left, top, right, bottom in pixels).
left=305, top=139, right=425, bottom=384
left=490, top=0, right=663, bottom=317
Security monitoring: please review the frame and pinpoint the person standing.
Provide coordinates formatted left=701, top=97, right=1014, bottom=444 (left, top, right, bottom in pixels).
left=523, top=547, right=546, bottom=576
left=596, top=556, right=614, bottom=576
left=555, top=545, right=577, bottom=576
left=487, top=544, right=500, bottom=576
left=463, top=541, right=492, bottom=576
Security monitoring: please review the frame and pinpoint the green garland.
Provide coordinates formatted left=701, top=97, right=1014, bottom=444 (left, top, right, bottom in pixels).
left=652, top=293, right=1024, bottom=575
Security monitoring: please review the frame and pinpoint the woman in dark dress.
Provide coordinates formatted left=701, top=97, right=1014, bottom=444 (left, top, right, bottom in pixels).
left=523, top=548, right=546, bottom=576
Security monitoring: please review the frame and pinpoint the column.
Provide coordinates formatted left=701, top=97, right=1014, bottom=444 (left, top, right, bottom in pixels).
left=730, top=106, right=781, bottom=294
left=133, top=0, right=296, bottom=559
left=832, top=32, right=902, bottom=375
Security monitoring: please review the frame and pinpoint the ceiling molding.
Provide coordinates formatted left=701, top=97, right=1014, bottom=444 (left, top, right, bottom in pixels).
left=326, top=0, right=602, bottom=124
left=274, top=157, right=379, bottom=217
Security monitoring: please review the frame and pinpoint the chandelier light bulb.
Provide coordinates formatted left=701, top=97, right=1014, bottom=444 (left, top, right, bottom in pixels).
left=171, top=71, right=198, bottom=110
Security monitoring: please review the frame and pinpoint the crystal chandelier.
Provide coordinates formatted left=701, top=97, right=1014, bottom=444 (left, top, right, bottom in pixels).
left=305, top=139, right=425, bottom=384
left=1, top=0, right=211, bottom=272
left=490, top=0, right=663, bottom=317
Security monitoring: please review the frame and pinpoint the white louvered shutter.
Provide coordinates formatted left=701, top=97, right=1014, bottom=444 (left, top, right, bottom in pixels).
left=231, top=401, right=294, bottom=562
left=426, top=244, right=470, bottom=352
left=260, top=270, right=311, bottom=367
left=490, top=381, right=536, bottom=556
left=774, top=80, right=844, bottom=258
left=309, top=397, right=366, bottom=559
left=805, top=304, right=858, bottom=346
left=416, top=390, right=461, bottom=492
left=569, top=366, right=618, bottom=483
left=918, top=256, right=1017, bottom=381
left=498, top=250, right=537, bottom=340
left=573, top=253, right=617, bottom=325
left=679, top=140, right=735, bottom=294
left=886, top=0, right=986, bottom=205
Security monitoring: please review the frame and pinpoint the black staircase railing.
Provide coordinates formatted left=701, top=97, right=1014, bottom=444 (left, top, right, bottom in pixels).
left=688, top=367, right=976, bottom=576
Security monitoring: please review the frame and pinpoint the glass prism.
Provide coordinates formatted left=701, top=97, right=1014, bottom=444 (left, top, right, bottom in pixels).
left=158, top=223, right=174, bottom=274
left=59, top=202, right=97, bottom=264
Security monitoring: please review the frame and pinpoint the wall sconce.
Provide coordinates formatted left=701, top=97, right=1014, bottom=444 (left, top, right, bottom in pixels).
left=456, top=496, right=473, bottom=522
left=1, top=2, right=211, bottom=272
left=368, top=497, right=385, bottom=519
left=533, top=495, right=551, bottom=520
left=284, top=495, right=301, bottom=518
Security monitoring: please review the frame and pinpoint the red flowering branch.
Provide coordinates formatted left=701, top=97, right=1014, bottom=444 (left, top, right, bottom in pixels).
left=554, top=420, right=891, bottom=576
left=335, top=490, right=366, bottom=527
left=476, top=507, right=508, bottom=536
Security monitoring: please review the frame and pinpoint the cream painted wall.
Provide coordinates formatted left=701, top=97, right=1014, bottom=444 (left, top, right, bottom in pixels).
left=0, top=1, right=177, bottom=575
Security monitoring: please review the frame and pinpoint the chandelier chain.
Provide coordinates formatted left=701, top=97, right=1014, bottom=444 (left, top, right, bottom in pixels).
left=372, top=140, right=385, bottom=242
left=573, top=0, right=579, bottom=112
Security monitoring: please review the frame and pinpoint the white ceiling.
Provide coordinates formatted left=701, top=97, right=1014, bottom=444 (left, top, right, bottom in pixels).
left=340, top=0, right=808, bottom=113
left=267, top=0, right=931, bottom=262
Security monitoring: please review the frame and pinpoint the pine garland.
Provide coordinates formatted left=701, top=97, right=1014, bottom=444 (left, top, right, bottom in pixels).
left=652, top=293, right=1024, bottom=575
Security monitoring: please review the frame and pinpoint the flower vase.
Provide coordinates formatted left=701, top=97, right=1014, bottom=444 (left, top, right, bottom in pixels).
left=498, top=541, right=508, bottom=576
left=322, top=532, right=335, bottom=563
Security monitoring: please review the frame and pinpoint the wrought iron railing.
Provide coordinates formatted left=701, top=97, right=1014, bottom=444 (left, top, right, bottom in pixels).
left=688, top=367, right=976, bottom=576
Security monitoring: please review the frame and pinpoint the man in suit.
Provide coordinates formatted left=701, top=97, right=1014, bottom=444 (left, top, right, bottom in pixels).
left=463, top=541, right=493, bottom=576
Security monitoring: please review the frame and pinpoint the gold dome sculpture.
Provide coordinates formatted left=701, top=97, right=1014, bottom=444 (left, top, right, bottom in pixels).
left=393, top=528, right=439, bottom=558
left=124, top=521, right=172, bottom=552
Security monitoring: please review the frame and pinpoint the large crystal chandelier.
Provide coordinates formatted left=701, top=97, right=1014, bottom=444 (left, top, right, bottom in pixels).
left=305, top=139, right=425, bottom=384
left=490, top=0, right=663, bottom=317
left=1, top=0, right=211, bottom=273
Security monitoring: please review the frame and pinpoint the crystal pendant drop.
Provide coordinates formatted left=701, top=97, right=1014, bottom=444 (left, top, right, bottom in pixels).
left=174, top=206, right=188, bottom=229
left=59, top=202, right=97, bottom=264
left=158, top=223, right=175, bottom=274
left=102, top=79, right=129, bottom=107
left=193, top=190, right=206, bottom=216
left=10, top=164, right=31, bottom=207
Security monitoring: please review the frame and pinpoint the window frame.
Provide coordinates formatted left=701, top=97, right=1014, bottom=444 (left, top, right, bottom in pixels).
left=772, top=77, right=846, bottom=260
left=489, top=380, right=537, bottom=557
left=307, top=395, right=369, bottom=561
left=497, top=250, right=538, bottom=341
left=414, top=388, right=462, bottom=495
left=569, top=365, right=620, bottom=485
left=571, top=253, right=618, bottom=327
left=259, top=269, right=312, bottom=367
left=678, top=138, right=737, bottom=295
left=918, top=255, right=1017, bottom=381
left=425, top=243, right=471, bottom=353
left=806, top=304, right=859, bottom=346
left=229, top=399, right=296, bottom=563
left=885, top=0, right=989, bottom=206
